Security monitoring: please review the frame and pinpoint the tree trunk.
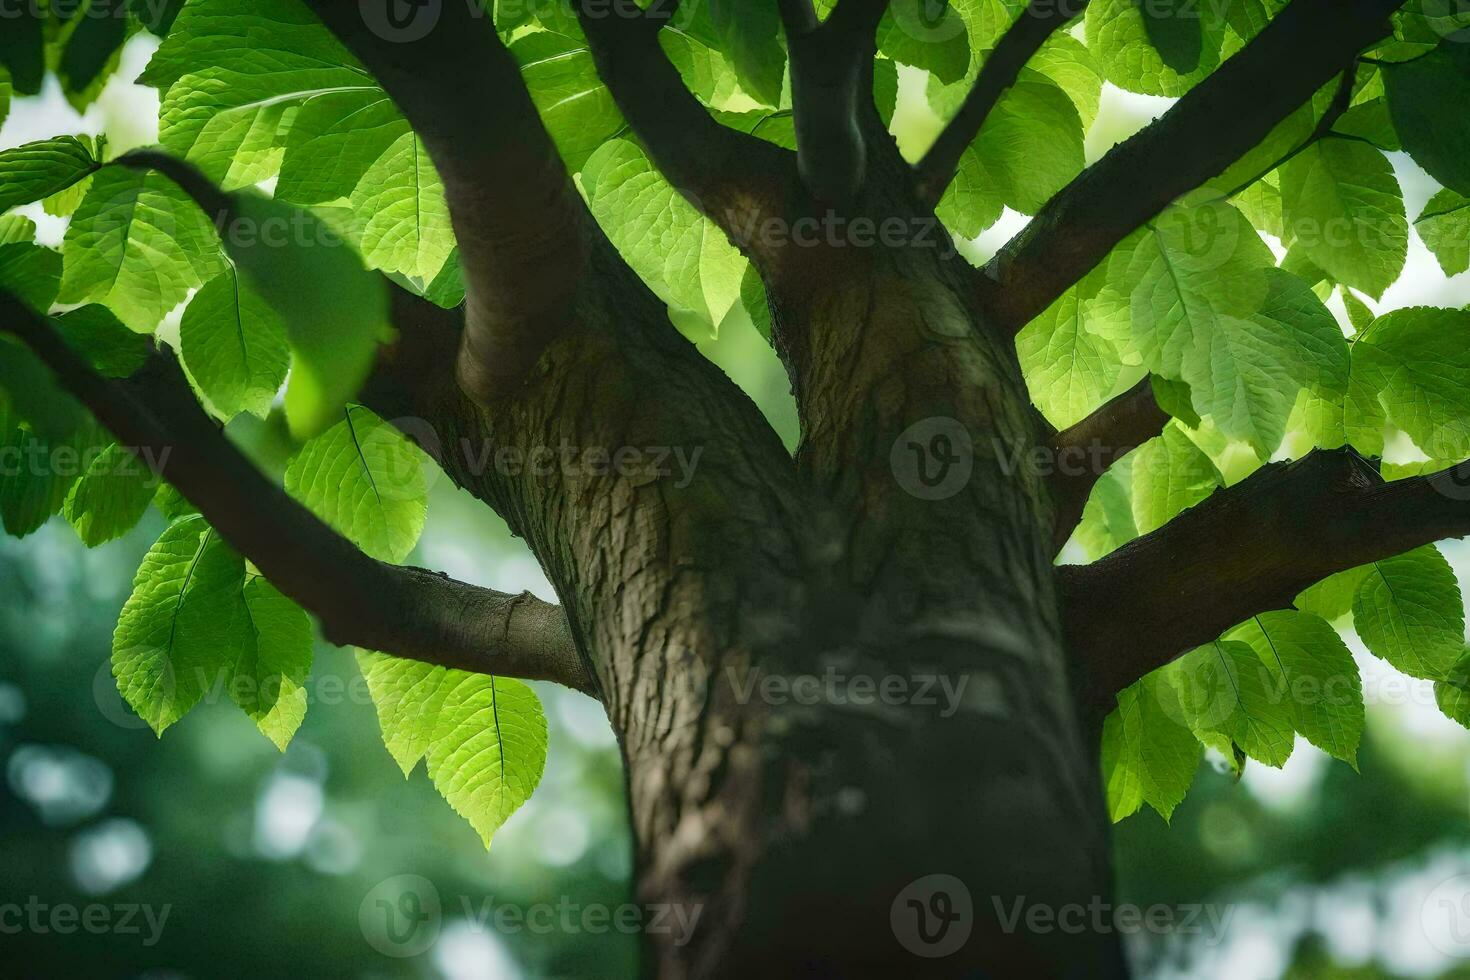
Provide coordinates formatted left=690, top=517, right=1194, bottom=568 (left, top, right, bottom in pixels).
left=367, top=185, right=1124, bottom=977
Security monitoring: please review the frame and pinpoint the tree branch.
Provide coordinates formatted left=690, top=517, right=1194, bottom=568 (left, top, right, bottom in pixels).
left=915, top=0, right=1090, bottom=204
left=0, top=290, right=597, bottom=697
left=304, top=0, right=587, bottom=406
left=982, top=0, right=1405, bottom=334
left=1050, top=377, right=1168, bottom=550
left=1060, top=448, right=1470, bottom=707
left=575, top=0, right=798, bottom=247
left=783, top=0, right=890, bottom=204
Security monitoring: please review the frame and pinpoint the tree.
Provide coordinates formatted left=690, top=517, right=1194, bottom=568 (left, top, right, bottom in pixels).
left=1, top=0, right=1468, bottom=975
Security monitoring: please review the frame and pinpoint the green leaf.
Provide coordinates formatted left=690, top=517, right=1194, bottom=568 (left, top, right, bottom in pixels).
left=1075, top=463, right=1138, bottom=561
left=283, top=405, right=427, bottom=564
left=0, top=215, right=33, bottom=245
left=350, top=132, right=455, bottom=282
left=144, top=0, right=457, bottom=280
left=1347, top=307, right=1470, bottom=460
left=59, top=165, right=226, bottom=332
left=1086, top=0, right=1226, bottom=97
left=1385, top=43, right=1470, bottom=195
left=64, top=443, right=159, bottom=547
left=0, top=320, right=89, bottom=442
left=0, top=404, right=97, bottom=538
left=1435, top=650, right=1470, bottom=728
left=224, top=192, right=390, bottom=437
left=421, top=250, right=467, bottom=310
left=1333, top=97, right=1400, bottom=152
left=179, top=267, right=290, bottom=420
left=232, top=577, right=312, bottom=751
left=357, top=651, right=548, bottom=847
left=1227, top=610, right=1364, bottom=766
left=1130, top=423, right=1222, bottom=534
left=1279, top=139, right=1407, bottom=299
left=1233, top=175, right=1285, bottom=239
left=142, top=0, right=368, bottom=182
left=936, top=70, right=1084, bottom=237
left=703, top=0, right=785, bottom=106
left=112, top=517, right=252, bottom=735
left=58, top=0, right=133, bottom=99
left=0, top=241, right=63, bottom=312
left=1104, top=671, right=1201, bottom=822
left=879, top=0, right=972, bottom=84
left=1353, top=546, right=1465, bottom=682
left=0, top=137, right=100, bottom=214
left=1018, top=277, right=1122, bottom=429
left=1106, top=200, right=1350, bottom=457
left=1295, top=565, right=1372, bottom=622
left=271, top=91, right=401, bottom=203
left=1031, top=31, right=1104, bottom=130
left=131, top=0, right=186, bottom=35
left=154, top=483, right=198, bottom=521
left=0, top=68, right=8, bottom=132
left=582, top=138, right=746, bottom=332
left=1151, top=374, right=1201, bottom=429
left=1416, top=188, right=1470, bottom=277
left=1100, top=708, right=1143, bottom=822
left=1340, top=288, right=1375, bottom=335
left=0, top=5, right=45, bottom=95
left=663, top=24, right=746, bottom=110
left=54, top=304, right=153, bottom=378
left=512, top=28, right=626, bottom=173
left=1168, top=640, right=1296, bottom=768
left=1139, top=0, right=1206, bottom=75
left=740, top=263, right=772, bottom=343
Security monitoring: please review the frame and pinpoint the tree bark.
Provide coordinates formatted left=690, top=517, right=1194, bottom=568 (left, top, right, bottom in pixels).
left=367, top=156, right=1125, bottom=979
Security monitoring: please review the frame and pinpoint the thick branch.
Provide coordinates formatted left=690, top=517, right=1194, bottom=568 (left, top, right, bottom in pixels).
left=1061, top=449, right=1470, bottom=706
left=983, top=0, right=1405, bottom=333
left=0, top=290, right=596, bottom=697
left=915, top=0, right=1090, bottom=204
left=576, top=0, right=797, bottom=247
left=1050, top=377, right=1168, bottom=550
left=783, top=0, right=890, bottom=204
left=305, top=0, right=586, bottom=406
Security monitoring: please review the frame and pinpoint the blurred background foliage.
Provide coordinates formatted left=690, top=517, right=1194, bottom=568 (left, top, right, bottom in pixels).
left=1, top=24, right=1469, bottom=980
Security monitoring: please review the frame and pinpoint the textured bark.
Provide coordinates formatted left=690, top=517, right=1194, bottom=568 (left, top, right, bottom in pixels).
left=363, top=103, right=1125, bottom=976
